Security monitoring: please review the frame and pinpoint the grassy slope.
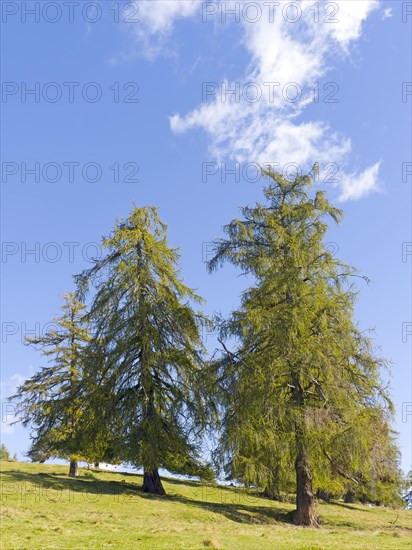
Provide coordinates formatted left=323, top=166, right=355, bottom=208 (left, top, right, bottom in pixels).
left=1, top=461, right=411, bottom=549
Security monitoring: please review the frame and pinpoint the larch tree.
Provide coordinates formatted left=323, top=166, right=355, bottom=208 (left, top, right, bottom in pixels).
left=207, top=168, right=397, bottom=526
left=338, top=410, right=403, bottom=506
left=10, top=292, right=93, bottom=477
left=403, top=471, right=412, bottom=509
left=75, top=206, right=214, bottom=494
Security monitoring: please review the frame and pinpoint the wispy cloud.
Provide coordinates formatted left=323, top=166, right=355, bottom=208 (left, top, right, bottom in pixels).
left=123, top=0, right=383, bottom=201
left=338, top=162, right=382, bottom=201
left=382, top=7, right=393, bottom=20
left=169, top=0, right=381, bottom=200
left=124, top=0, right=200, bottom=60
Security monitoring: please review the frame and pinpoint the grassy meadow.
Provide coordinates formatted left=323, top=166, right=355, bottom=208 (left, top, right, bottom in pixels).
left=1, top=461, right=411, bottom=549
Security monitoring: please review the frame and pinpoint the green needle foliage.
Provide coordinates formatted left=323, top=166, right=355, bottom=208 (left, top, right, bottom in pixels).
left=207, top=168, right=400, bottom=526
left=0, top=444, right=16, bottom=462
left=75, top=206, right=214, bottom=494
left=10, top=293, right=93, bottom=476
left=403, top=470, right=412, bottom=508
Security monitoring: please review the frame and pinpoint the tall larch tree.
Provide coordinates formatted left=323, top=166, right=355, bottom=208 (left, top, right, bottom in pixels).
left=208, top=168, right=397, bottom=526
left=11, top=293, right=92, bottom=477
left=75, top=206, right=214, bottom=494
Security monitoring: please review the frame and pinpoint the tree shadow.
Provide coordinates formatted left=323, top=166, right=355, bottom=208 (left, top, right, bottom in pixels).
left=163, top=491, right=294, bottom=524
left=1, top=469, right=293, bottom=525
left=103, top=469, right=204, bottom=489
left=155, top=476, right=204, bottom=489
left=328, top=501, right=372, bottom=512
left=0, top=469, right=141, bottom=498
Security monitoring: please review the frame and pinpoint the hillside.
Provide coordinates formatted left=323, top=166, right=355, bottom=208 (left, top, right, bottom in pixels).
left=1, top=461, right=411, bottom=549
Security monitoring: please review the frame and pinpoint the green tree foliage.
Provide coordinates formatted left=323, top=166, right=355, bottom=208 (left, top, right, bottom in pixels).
left=403, top=470, right=412, bottom=509
left=0, top=444, right=16, bottom=461
left=75, top=206, right=215, bottom=494
left=340, top=412, right=403, bottom=507
left=10, top=293, right=93, bottom=476
left=207, top=168, right=398, bottom=525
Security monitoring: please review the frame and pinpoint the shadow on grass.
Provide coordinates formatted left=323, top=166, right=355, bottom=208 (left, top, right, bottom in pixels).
left=160, top=491, right=294, bottom=525
left=327, top=501, right=372, bottom=512
left=0, top=469, right=293, bottom=525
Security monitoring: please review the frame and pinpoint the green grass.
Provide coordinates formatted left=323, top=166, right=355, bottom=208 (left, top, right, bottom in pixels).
left=1, top=461, right=411, bottom=549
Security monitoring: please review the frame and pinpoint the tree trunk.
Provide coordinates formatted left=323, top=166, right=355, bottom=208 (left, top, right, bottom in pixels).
left=291, top=373, right=318, bottom=527
left=139, top=314, right=165, bottom=496
left=69, top=457, right=79, bottom=477
left=142, top=468, right=165, bottom=495
left=294, top=448, right=318, bottom=527
left=344, top=489, right=355, bottom=503
left=316, top=489, right=330, bottom=503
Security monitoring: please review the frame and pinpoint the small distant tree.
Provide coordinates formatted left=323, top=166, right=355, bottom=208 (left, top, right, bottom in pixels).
left=0, top=444, right=16, bottom=461
left=208, top=168, right=399, bottom=526
left=75, top=206, right=215, bottom=494
left=10, top=293, right=93, bottom=477
left=403, top=470, right=412, bottom=509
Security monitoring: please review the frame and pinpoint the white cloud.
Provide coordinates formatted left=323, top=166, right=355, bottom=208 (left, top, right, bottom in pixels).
left=125, top=0, right=200, bottom=59
left=325, top=0, right=379, bottom=51
left=169, top=0, right=382, bottom=200
left=171, top=106, right=351, bottom=170
left=120, top=1, right=382, bottom=200
left=338, top=162, right=382, bottom=201
left=135, top=0, right=199, bottom=34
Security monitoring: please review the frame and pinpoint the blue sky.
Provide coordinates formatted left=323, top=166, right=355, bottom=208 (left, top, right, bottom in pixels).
left=1, top=1, right=411, bottom=472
